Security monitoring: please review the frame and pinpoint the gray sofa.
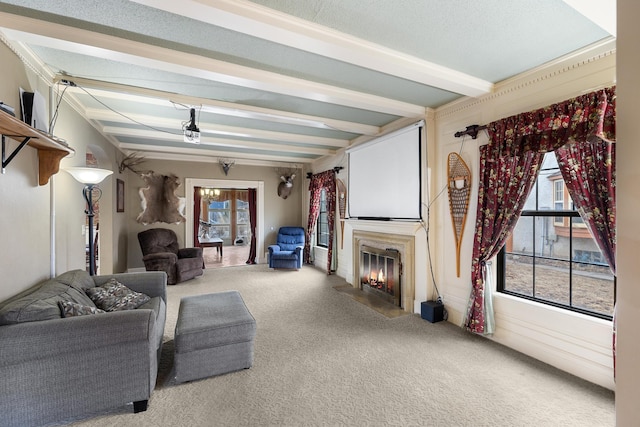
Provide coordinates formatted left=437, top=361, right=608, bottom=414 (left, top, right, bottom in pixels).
left=0, top=269, right=167, bottom=427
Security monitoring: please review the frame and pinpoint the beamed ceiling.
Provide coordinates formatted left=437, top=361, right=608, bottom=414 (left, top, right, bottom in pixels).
left=0, top=0, right=616, bottom=167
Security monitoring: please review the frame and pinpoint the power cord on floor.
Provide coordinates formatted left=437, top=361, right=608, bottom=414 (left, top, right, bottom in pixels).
left=420, top=135, right=468, bottom=323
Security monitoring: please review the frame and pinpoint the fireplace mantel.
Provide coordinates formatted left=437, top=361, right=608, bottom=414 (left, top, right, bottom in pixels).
left=345, top=219, right=423, bottom=236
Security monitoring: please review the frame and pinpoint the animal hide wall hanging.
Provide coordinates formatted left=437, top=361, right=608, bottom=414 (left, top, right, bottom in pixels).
left=137, top=172, right=186, bottom=225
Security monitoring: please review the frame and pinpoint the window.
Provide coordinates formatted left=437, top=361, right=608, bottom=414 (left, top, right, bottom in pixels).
left=551, top=176, right=585, bottom=227
left=207, top=199, right=230, bottom=240
left=236, top=194, right=249, bottom=241
left=498, top=152, right=614, bottom=320
left=205, top=189, right=249, bottom=244
left=317, top=188, right=329, bottom=247
left=553, top=180, right=564, bottom=225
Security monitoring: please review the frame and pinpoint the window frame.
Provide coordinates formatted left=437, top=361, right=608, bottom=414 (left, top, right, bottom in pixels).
left=235, top=195, right=250, bottom=240
left=553, top=179, right=564, bottom=225
left=497, top=211, right=614, bottom=321
left=497, top=155, right=614, bottom=321
left=206, top=199, right=231, bottom=240
left=316, top=188, right=329, bottom=248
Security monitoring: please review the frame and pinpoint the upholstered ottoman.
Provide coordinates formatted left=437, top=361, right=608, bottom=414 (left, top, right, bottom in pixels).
left=173, top=291, right=256, bottom=383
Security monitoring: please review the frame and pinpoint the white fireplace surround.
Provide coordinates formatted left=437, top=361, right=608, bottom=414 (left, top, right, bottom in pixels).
left=350, top=221, right=420, bottom=313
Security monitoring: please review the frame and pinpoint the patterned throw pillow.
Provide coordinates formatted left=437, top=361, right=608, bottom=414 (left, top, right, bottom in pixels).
left=85, top=278, right=151, bottom=311
left=59, top=300, right=105, bottom=317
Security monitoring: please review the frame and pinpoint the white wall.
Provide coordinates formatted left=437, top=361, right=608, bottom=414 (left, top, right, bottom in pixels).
left=433, top=44, right=616, bottom=389
left=314, top=41, right=617, bottom=390
left=54, top=100, right=120, bottom=275
left=615, top=0, right=640, bottom=422
left=309, top=120, right=434, bottom=312
left=0, top=41, right=56, bottom=301
left=0, top=35, right=129, bottom=303
left=0, top=43, right=122, bottom=300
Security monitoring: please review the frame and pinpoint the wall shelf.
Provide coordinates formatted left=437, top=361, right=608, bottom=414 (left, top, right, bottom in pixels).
left=0, top=109, right=75, bottom=185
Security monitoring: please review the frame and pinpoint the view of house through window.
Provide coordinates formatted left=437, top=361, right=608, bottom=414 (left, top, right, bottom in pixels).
left=498, top=152, right=614, bottom=320
left=205, top=189, right=249, bottom=246
left=317, top=188, right=329, bottom=247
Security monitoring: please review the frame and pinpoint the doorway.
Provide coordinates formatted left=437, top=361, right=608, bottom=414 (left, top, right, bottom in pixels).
left=185, top=178, right=265, bottom=267
left=199, top=188, right=250, bottom=268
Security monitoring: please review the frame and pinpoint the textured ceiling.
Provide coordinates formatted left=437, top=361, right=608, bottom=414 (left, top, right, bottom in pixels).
left=0, top=0, right=614, bottom=166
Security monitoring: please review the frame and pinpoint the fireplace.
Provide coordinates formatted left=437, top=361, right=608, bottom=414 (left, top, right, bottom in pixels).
left=352, top=228, right=416, bottom=313
left=360, top=246, right=401, bottom=306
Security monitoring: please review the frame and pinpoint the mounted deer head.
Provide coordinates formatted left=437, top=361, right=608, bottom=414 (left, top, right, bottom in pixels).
left=277, top=174, right=295, bottom=199
left=219, top=158, right=235, bottom=176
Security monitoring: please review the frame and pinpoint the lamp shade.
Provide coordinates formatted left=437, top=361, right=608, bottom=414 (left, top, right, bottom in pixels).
left=64, top=167, right=113, bottom=184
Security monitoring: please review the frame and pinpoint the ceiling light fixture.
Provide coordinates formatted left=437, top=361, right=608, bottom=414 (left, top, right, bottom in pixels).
left=183, top=108, right=200, bottom=144
left=200, top=187, right=220, bottom=203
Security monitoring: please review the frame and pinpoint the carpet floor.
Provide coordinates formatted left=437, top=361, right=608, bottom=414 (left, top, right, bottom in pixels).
left=68, top=265, right=614, bottom=427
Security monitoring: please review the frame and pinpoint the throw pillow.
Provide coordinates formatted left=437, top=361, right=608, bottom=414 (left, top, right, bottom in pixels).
left=58, top=300, right=105, bottom=317
left=85, top=278, right=151, bottom=311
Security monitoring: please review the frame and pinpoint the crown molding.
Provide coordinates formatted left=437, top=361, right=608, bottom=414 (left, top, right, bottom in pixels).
left=0, top=31, right=52, bottom=84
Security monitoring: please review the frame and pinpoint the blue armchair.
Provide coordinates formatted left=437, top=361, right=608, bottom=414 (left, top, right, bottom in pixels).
left=268, top=227, right=305, bottom=269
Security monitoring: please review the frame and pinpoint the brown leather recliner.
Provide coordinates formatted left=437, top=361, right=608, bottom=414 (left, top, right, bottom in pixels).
left=138, top=228, right=203, bottom=285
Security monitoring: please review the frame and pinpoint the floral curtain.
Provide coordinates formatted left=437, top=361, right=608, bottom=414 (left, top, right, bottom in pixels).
left=555, top=140, right=616, bottom=275
left=305, top=170, right=336, bottom=274
left=465, top=150, right=544, bottom=334
left=465, top=86, right=616, bottom=335
left=246, top=188, right=257, bottom=264
left=193, top=186, right=202, bottom=248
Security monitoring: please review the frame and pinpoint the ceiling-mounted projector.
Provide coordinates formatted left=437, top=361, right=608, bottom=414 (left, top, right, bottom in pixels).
left=183, top=108, right=200, bottom=144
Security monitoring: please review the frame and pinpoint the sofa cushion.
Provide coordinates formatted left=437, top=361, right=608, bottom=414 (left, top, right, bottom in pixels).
left=85, top=278, right=151, bottom=311
left=54, top=269, right=96, bottom=291
left=0, top=279, right=98, bottom=325
left=58, top=300, right=105, bottom=317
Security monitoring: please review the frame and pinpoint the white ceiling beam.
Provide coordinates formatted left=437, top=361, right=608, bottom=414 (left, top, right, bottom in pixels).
left=58, top=76, right=381, bottom=135
left=118, top=142, right=315, bottom=163
left=132, top=0, right=493, bottom=97
left=119, top=148, right=306, bottom=168
left=85, top=109, right=349, bottom=148
left=0, top=16, right=425, bottom=117
left=120, top=147, right=311, bottom=169
left=103, top=126, right=337, bottom=156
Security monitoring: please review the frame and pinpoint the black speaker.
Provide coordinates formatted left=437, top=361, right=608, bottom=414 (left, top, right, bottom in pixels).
left=421, top=300, right=444, bottom=323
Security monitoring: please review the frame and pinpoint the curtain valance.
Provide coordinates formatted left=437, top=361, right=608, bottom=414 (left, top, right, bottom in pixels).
left=308, top=170, right=336, bottom=192
left=486, top=86, right=615, bottom=158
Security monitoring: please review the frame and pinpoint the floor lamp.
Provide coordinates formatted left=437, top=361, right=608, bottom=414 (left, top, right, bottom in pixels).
left=65, top=167, right=113, bottom=275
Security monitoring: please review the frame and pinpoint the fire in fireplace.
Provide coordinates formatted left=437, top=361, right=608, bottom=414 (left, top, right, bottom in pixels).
left=360, top=245, right=401, bottom=307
